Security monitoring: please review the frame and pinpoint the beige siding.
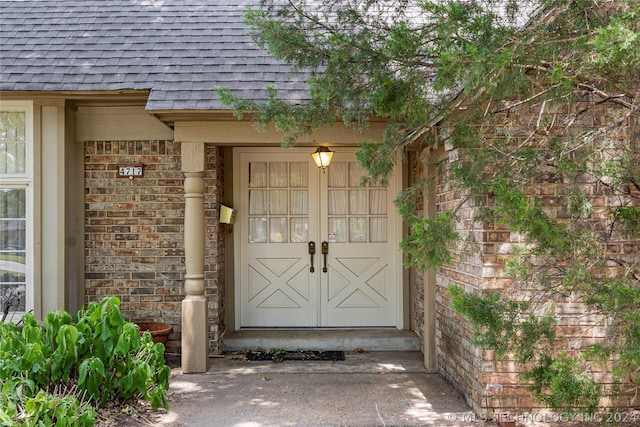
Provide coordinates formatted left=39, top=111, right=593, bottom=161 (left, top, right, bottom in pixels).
left=175, top=120, right=387, bottom=145
left=77, top=106, right=173, bottom=142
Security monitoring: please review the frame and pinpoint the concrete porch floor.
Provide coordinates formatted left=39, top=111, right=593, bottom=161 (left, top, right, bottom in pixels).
left=155, top=351, right=487, bottom=426
left=222, top=328, right=422, bottom=353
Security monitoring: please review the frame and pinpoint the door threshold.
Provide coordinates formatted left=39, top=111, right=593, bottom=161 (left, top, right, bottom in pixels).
left=223, top=328, right=420, bottom=352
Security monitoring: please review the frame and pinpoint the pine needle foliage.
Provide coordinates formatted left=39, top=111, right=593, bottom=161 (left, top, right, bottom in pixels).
left=216, top=0, right=640, bottom=413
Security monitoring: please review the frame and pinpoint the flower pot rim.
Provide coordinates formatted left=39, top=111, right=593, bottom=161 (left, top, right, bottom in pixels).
left=135, top=321, right=173, bottom=335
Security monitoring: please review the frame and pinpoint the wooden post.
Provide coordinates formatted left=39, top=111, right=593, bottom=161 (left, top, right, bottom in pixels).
left=181, top=142, right=208, bottom=373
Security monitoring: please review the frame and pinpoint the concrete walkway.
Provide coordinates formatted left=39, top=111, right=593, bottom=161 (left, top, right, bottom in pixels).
left=155, top=351, right=494, bottom=427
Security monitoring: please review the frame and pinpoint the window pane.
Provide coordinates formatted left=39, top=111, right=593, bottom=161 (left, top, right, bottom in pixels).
left=328, top=162, right=347, bottom=188
left=0, top=189, right=26, bottom=249
left=269, top=162, right=288, bottom=187
left=0, top=218, right=25, bottom=251
left=328, top=217, right=347, bottom=243
left=370, top=218, right=387, bottom=242
left=290, top=190, right=308, bottom=215
left=269, top=190, right=288, bottom=215
left=249, top=162, right=267, bottom=188
left=0, top=112, right=27, bottom=174
left=270, top=218, right=288, bottom=243
left=249, top=190, right=267, bottom=215
left=349, top=162, right=366, bottom=187
left=249, top=217, right=267, bottom=243
left=349, top=190, right=367, bottom=215
left=349, top=217, right=367, bottom=242
left=289, top=162, right=307, bottom=188
left=328, top=190, right=347, bottom=215
left=369, top=189, right=387, bottom=215
left=0, top=188, right=26, bottom=312
left=290, top=217, right=309, bottom=243
left=0, top=285, right=26, bottom=314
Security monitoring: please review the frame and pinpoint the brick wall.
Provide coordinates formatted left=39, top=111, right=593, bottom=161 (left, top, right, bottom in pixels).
left=84, top=140, right=226, bottom=355
left=429, top=95, right=639, bottom=417
left=434, top=160, right=487, bottom=414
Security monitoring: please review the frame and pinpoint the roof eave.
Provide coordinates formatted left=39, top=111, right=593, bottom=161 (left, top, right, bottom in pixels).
left=147, top=109, right=247, bottom=128
left=0, top=89, right=151, bottom=107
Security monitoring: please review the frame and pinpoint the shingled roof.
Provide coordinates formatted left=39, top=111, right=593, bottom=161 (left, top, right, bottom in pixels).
left=0, top=0, right=310, bottom=111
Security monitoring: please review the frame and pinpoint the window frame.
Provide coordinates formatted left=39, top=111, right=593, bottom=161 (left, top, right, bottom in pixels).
left=0, top=101, right=35, bottom=317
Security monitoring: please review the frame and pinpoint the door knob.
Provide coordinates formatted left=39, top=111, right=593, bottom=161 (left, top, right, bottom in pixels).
left=321, top=241, right=329, bottom=273
left=308, top=241, right=316, bottom=273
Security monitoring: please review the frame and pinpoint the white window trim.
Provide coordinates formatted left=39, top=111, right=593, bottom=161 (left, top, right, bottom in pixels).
left=0, top=100, right=35, bottom=316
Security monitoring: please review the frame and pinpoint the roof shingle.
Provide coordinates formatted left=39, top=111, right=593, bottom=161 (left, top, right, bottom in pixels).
left=0, top=0, right=310, bottom=110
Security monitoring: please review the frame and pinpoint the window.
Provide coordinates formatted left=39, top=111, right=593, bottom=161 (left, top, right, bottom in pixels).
left=0, top=102, right=33, bottom=319
left=248, top=161, right=309, bottom=243
left=327, top=161, right=387, bottom=243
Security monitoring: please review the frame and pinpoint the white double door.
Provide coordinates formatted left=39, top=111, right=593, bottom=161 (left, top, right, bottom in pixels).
left=234, top=148, right=400, bottom=328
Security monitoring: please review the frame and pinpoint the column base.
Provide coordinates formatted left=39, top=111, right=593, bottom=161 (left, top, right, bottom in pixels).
left=181, top=296, right=209, bottom=373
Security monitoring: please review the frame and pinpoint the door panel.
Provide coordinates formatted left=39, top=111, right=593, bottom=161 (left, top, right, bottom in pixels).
left=235, top=148, right=398, bottom=328
left=237, top=149, right=319, bottom=327
left=320, top=152, right=396, bottom=327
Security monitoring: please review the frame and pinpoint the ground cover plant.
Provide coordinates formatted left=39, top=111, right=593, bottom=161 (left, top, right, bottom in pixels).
left=217, top=0, right=639, bottom=414
left=0, top=296, right=170, bottom=426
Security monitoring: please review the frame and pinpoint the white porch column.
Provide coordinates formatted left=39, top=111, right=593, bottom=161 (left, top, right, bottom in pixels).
left=181, top=142, right=209, bottom=373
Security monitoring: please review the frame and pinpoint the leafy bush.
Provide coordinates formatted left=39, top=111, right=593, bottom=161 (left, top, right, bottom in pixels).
left=0, top=382, right=97, bottom=427
left=0, top=296, right=171, bottom=426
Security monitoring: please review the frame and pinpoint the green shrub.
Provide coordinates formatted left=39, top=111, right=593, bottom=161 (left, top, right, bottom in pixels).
left=0, top=381, right=97, bottom=427
left=0, top=296, right=171, bottom=426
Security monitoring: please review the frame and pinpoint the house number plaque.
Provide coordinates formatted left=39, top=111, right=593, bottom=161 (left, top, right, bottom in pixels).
left=117, top=164, right=144, bottom=180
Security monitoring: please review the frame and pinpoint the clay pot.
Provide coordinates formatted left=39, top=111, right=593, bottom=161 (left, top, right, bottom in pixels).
left=136, top=321, right=173, bottom=344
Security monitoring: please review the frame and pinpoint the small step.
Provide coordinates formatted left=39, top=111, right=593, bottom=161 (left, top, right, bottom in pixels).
left=223, top=329, right=421, bottom=352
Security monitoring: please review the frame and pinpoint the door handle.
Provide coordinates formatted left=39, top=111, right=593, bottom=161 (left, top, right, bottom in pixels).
left=308, top=241, right=316, bottom=273
left=321, top=241, right=329, bottom=273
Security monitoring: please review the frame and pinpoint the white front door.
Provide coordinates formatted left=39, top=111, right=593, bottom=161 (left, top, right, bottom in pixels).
left=234, top=147, right=400, bottom=328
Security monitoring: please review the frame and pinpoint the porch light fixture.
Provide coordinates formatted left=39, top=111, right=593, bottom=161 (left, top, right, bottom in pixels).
left=311, top=147, right=334, bottom=172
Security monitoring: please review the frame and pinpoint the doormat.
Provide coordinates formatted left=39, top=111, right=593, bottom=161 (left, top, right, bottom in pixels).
left=241, top=349, right=345, bottom=362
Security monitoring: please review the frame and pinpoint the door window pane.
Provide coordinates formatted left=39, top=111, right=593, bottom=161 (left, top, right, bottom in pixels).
left=328, top=162, right=347, bottom=187
left=370, top=218, right=387, bottom=243
left=328, top=190, right=347, bottom=215
left=290, top=190, right=308, bottom=215
left=269, top=162, right=288, bottom=187
left=249, top=190, right=267, bottom=215
left=290, top=217, right=309, bottom=243
left=249, top=217, right=267, bottom=243
left=349, top=217, right=367, bottom=242
left=249, top=162, right=267, bottom=187
left=270, top=217, right=288, bottom=243
left=290, top=162, right=307, bottom=188
left=269, top=190, right=288, bottom=215
left=348, top=162, right=366, bottom=187
left=369, top=189, right=387, bottom=215
left=328, top=217, right=347, bottom=243
left=349, top=190, right=367, bottom=215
